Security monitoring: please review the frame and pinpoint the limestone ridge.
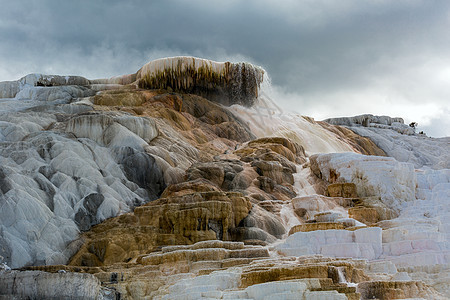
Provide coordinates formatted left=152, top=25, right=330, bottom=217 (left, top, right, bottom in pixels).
left=1, top=57, right=264, bottom=107
left=323, top=114, right=406, bottom=132
left=323, top=114, right=450, bottom=169
left=0, top=74, right=92, bottom=98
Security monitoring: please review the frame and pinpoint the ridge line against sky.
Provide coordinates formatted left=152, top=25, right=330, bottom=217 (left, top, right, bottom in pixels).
left=0, top=0, right=449, bottom=137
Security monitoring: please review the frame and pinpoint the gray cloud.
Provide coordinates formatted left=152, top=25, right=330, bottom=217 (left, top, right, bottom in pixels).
left=0, top=0, right=449, bottom=136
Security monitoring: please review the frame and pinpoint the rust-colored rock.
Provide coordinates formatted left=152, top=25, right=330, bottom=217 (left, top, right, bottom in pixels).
left=140, top=240, right=269, bottom=276
left=358, top=280, right=439, bottom=300
left=349, top=207, right=380, bottom=225
left=289, top=222, right=346, bottom=235
left=93, top=91, right=256, bottom=163
left=69, top=190, right=253, bottom=267
left=93, top=89, right=157, bottom=106
left=236, top=136, right=306, bottom=164
left=184, top=139, right=300, bottom=202
left=135, top=191, right=252, bottom=241
left=180, top=93, right=255, bottom=142
left=327, top=183, right=358, bottom=198
left=240, top=265, right=330, bottom=288
left=185, top=159, right=244, bottom=190
left=160, top=178, right=221, bottom=198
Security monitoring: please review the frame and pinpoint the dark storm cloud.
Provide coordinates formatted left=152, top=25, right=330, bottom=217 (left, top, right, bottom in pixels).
left=1, top=0, right=449, bottom=136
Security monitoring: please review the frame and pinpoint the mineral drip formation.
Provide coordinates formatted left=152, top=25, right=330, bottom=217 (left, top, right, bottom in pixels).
left=136, top=57, right=265, bottom=107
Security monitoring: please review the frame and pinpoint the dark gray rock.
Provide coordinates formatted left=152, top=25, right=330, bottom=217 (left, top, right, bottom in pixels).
left=74, top=193, right=105, bottom=231
left=0, top=167, right=12, bottom=194
left=114, top=147, right=166, bottom=201
left=34, top=174, right=56, bottom=212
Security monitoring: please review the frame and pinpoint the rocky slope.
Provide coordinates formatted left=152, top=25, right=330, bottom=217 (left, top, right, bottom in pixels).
left=324, top=114, right=450, bottom=169
left=0, top=57, right=448, bottom=299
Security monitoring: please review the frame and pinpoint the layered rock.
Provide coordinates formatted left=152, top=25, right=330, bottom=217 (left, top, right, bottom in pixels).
left=305, top=151, right=450, bottom=297
left=140, top=240, right=269, bottom=275
left=152, top=255, right=371, bottom=299
left=278, top=227, right=383, bottom=260
left=185, top=136, right=305, bottom=201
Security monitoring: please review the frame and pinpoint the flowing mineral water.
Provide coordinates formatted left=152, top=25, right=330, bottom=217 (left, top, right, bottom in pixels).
left=337, top=266, right=357, bottom=288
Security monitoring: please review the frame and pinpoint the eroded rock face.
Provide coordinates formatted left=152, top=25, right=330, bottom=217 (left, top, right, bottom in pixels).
left=136, top=191, right=252, bottom=242
left=292, top=194, right=351, bottom=222
left=160, top=178, right=221, bottom=198
left=66, top=111, right=159, bottom=148
left=139, top=240, right=270, bottom=275
left=0, top=130, right=153, bottom=268
left=68, top=187, right=255, bottom=267
left=186, top=159, right=245, bottom=191
left=237, top=137, right=306, bottom=164
left=119, top=148, right=166, bottom=200
left=326, top=183, right=358, bottom=198
left=234, top=205, right=286, bottom=242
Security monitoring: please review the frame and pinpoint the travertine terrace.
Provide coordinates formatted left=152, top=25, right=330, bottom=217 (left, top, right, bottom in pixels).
left=0, top=57, right=449, bottom=299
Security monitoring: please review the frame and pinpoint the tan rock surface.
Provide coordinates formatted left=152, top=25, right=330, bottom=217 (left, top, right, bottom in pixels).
left=358, top=280, right=440, bottom=300
left=289, top=222, right=346, bottom=234
left=68, top=189, right=253, bottom=267
left=327, top=183, right=358, bottom=198
left=317, top=121, right=387, bottom=156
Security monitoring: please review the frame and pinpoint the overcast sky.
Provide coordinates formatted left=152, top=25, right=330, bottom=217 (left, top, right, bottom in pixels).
left=1, top=0, right=449, bottom=137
